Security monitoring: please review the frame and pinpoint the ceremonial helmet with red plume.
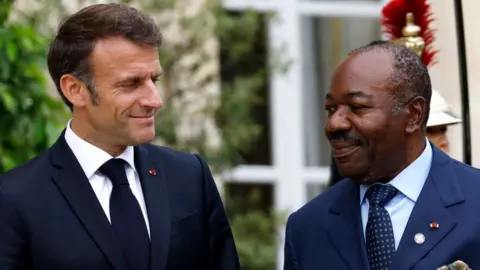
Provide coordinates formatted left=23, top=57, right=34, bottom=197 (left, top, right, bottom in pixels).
left=381, top=0, right=438, bottom=67
left=381, top=0, right=462, bottom=129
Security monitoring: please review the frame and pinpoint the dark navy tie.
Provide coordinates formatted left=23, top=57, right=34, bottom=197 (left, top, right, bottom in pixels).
left=365, top=184, right=398, bottom=270
left=99, top=158, right=150, bottom=270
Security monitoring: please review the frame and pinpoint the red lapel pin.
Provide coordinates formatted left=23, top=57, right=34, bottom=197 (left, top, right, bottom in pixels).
left=430, top=221, right=439, bottom=229
left=149, top=169, right=156, bottom=176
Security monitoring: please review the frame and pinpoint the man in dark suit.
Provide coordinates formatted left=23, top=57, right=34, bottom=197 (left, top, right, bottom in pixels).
left=0, top=3, right=240, bottom=270
left=283, top=42, right=480, bottom=269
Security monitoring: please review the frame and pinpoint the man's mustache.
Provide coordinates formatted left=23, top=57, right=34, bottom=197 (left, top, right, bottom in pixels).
left=328, top=132, right=362, bottom=144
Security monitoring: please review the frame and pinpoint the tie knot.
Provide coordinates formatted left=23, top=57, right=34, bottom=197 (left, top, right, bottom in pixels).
left=99, top=158, right=129, bottom=186
left=366, top=184, right=398, bottom=207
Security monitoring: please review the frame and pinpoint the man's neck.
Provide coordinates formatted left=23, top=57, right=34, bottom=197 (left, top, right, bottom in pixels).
left=69, top=117, right=127, bottom=157
left=406, top=136, right=427, bottom=165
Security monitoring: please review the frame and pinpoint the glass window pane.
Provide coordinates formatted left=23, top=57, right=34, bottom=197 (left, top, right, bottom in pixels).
left=304, top=16, right=381, bottom=167
left=306, top=183, right=329, bottom=201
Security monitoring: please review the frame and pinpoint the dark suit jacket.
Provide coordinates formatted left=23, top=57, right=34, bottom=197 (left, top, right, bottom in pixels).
left=284, top=144, right=480, bottom=270
left=0, top=132, right=240, bottom=270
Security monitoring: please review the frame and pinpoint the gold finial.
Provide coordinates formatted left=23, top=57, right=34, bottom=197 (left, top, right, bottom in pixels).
left=392, top=13, right=425, bottom=57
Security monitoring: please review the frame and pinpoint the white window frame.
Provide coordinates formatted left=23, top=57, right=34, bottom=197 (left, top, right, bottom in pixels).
left=221, top=1, right=383, bottom=269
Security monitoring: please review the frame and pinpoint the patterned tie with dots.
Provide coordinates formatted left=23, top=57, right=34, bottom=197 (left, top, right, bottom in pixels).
left=365, top=184, right=398, bottom=270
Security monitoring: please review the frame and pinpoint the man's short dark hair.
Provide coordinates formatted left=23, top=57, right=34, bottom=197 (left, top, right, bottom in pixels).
left=350, top=41, right=432, bottom=127
left=47, top=3, right=162, bottom=111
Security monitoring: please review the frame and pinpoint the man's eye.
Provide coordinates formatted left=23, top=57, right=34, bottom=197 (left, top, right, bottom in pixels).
left=349, top=104, right=366, bottom=111
left=325, top=106, right=336, bottom=115
left=121, top=79, right=140, bottom=88
left=122, top=84, right=139, bottom=91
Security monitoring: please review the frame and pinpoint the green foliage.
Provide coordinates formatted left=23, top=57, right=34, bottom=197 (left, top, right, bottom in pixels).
left=209, top=9, right=267, bottom=172
left=0, top=0, right=11, bottom=24
left=0, top=1, right=67, bottom=173
left=230, top=210, right=279, bottom=270
left=226, top=185, right=286, bottom=270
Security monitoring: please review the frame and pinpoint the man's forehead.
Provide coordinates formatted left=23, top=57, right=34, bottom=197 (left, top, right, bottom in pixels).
left=90, top=37, right=161, bottom=77
left=328, top=51, right=394, bottom=96
left=341, top=50, right=394, bottom=78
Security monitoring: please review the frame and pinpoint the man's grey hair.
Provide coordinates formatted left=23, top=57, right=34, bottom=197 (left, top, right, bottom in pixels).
left=350, top=41, right=432, bottom=126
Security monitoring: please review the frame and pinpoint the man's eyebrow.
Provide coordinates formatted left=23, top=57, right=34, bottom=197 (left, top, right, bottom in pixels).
left=346, top=91, right=373, bottom=99
left=324, top=91, right=373, bottom=100
left=114, top=76, right=141, bottom=86
left=152, top=70, right=163, bottom=77
left=114, top=71, right=163, bottom=87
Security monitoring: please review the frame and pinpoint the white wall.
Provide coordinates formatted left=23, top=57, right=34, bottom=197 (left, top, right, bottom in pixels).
left=462, top=0, right=480, bottom=167
left=429, top=0, right=480, bottom=166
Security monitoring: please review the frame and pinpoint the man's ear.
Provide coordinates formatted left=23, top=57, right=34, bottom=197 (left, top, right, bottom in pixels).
left=404, top=96, right=427, bottom=133
left=59, top=74, right=88, bottom=108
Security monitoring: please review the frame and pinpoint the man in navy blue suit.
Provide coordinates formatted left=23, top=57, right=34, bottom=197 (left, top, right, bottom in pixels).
left=0, top=3, right=240, bottom=270
left=283, top=41, right=480, bottom=270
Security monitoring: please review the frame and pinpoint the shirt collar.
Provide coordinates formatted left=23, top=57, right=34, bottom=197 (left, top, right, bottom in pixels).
left=64, top=119, right=137, bottom=179
left=359, top=138, right=432, bottom=204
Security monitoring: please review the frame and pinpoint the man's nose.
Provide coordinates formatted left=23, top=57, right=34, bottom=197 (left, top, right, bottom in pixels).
left=325, top=107, right=352, bottom=134
left=140, top=80, right=164, bottom=109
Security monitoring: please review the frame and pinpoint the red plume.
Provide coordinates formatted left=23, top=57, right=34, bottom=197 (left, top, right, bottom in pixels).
left=381, top=0, right=438, bottom=67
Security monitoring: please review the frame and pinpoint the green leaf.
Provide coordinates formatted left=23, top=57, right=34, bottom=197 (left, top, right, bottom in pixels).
left=6, top=42, right=17, bottom=61
left=0, top=88, right=17, bottom=113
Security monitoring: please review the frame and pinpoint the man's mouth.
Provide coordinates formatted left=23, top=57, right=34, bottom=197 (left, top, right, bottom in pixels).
left=130, top=115, right=155, bottom=124
left=330, top=140, right=361, bottom=158
left=130, top=115, right=154, bottom=118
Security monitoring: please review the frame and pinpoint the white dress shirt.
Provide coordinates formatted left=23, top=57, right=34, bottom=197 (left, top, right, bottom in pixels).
left=64, top=120, right=150, bottom=236
left=360, top=139, right=432, bottom=249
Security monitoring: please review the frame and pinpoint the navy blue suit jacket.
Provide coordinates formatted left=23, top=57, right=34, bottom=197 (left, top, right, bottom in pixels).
left=0, top=132, right=240, bottom=270
left=284, top=145, right=480, bottom=270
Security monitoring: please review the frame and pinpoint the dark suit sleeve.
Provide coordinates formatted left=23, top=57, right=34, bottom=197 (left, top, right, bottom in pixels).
left=284, top=215, right=298, bottom=270
left=0, top=184, right=29, bottom=269
left=194, top=154, right=241, bottom=270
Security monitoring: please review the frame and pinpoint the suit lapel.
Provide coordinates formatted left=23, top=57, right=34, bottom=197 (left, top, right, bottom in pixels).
left=50, top=132, right=128, bottom=270
left=328, top=181, right=370, bottom=270
left=390, top=146, right=464, bottom=270
left=135, top=146, right=170, bottom=270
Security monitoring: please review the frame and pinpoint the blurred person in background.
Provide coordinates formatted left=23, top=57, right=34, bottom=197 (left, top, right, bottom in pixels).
left=0, top=3, right=240, bottom=270
left=426, top=89, right=461, bottom=154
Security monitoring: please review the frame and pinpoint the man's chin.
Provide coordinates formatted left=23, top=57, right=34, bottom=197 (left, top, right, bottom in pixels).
left=340, top=170, right=389, bottom=185
left=130, top=130, right=156, bottom=145
left=336, top=163, right=371, bottom=184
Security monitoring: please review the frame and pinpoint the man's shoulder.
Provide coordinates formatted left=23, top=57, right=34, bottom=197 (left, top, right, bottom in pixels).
left=139, top=144, right=208, bottom=174
left=449, top=158, right=480, bottom=177
left=431, top=146, right=480, bottom=185
left=139, top=143, right=205, bottom=169
left=448, top=158, right=480, bottom=192
left=288, top=178, right=351, bottom=224
left=0, top=148, right=52, bottom=192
